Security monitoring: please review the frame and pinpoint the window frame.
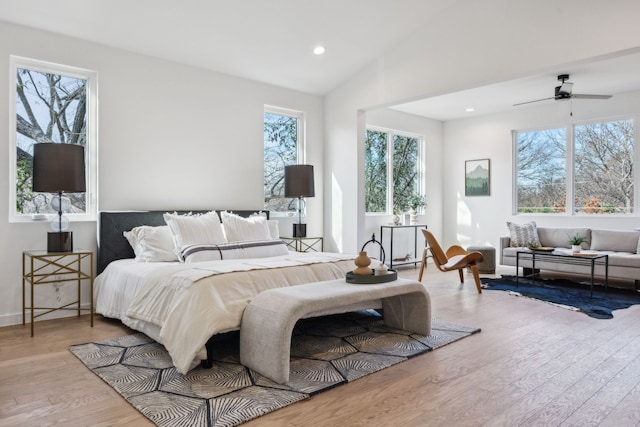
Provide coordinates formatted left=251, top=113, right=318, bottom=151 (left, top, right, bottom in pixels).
left=365, top=125, right=425, bottom=215
left=512, top=115, right=637, bottom=216
left=9, top=56, right=98, bottom=223
left=263, top=105, right=306, bottom=217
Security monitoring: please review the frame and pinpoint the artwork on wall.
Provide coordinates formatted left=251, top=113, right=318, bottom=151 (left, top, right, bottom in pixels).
left=465, top=159, right=490, bottom=196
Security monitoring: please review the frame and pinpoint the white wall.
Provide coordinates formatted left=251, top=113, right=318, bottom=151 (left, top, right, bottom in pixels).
left=0, top=21, right=324, bottom=326
left=325, top=0, right=640, bottom=253
left=443, top=89, right=640, bottom=250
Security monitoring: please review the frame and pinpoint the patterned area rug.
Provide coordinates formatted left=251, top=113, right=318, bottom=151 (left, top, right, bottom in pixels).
left=70, top=311, right=480, bottom=427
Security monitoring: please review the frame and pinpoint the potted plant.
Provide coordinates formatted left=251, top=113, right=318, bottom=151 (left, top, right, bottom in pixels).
left=407, top=194, right=426, bottom=225
left=568, top=234, right=588, bottom=253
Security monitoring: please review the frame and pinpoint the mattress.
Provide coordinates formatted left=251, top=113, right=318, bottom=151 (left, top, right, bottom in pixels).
left=95, top=251, right=357, bottom=373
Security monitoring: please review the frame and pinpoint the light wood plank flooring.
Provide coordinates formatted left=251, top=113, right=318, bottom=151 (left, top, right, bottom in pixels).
left=1, top=266, right=639, bottom=426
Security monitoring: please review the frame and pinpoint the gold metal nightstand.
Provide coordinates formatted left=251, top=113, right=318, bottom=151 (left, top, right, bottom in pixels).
left=22, top=249, right=94, bottom=336
left=280, top=236, right=324, bottom=252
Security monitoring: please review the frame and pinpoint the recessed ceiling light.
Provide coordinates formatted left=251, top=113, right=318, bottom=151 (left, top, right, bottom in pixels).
left=465, top=107, right=475, bottom=112
left=313, top=45, right=326, bottom=55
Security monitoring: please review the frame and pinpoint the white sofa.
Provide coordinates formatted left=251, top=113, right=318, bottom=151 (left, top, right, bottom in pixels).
left=500, top=225, right=640, bottom=289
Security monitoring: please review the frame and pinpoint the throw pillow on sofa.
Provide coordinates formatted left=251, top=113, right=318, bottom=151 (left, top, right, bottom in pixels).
left=507, top=221, right=540, bottom=247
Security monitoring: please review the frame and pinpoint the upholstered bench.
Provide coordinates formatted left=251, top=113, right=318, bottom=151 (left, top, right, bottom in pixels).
left=239, top=277, right=431, bottom=384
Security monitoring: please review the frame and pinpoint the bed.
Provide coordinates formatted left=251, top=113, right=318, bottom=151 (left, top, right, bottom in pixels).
left=94, top=210, right=365, bottom=374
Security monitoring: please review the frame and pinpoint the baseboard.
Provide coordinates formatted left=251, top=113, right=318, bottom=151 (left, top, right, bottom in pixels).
left=0, top=302, right=93, bottom=328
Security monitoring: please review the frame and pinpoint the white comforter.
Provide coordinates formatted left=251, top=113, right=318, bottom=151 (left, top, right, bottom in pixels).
left=95, top=252, right=356, bottom=373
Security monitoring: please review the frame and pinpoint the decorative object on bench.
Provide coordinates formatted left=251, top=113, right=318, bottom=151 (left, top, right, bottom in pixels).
left=418, top=229, right=484, bottom=293
left=70, top=312, right=480, bottom=427
left=346, top=234, right=398, bottom=284
left=482, top=276, right=640, bottom=319
left=240, top=278, right=431, bottom=384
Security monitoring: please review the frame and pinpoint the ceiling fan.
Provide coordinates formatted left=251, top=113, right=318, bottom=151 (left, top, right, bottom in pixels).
left=514, top=74, right=613, bottom=106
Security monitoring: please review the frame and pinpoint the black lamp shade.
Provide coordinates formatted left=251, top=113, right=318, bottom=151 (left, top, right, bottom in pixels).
left=284, top=165, right=315, bottom=198
left=32, top=143, right=86, bottom=193
left=32, top=143, right=86, bottom=252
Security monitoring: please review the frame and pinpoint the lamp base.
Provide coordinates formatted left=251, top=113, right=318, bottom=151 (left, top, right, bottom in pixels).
left=293, top=224, right=307, bottom=238
left=48, top=231, right=73, bottom=252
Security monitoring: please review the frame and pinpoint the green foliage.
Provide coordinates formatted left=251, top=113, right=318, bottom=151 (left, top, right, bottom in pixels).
left=568, top=234, right=589, bottom=245
left=16, top=158, right=33, bottom=213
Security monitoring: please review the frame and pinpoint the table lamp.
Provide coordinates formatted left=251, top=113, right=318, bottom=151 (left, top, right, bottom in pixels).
left=284, top=164, right=315, bottom=237
left=32, top=143, right=86, bottom=252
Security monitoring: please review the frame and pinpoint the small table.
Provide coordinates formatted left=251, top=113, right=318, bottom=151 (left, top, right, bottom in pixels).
left=280, top=236, right=323, bottom=252
left=516, top=250, right=609, bottom=297
left=22, top=249, right=94, bottom=336
left=380, top=224, right=427, bottom=269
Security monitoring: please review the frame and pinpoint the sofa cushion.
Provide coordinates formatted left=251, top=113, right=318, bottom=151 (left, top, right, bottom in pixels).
left=507, top=221, right=540, bottom=247
left=537, top=227, right=591, bottom=249
left=590, top=229, right=640, bottom=253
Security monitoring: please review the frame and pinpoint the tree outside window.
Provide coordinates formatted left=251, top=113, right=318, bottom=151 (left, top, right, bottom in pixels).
left=11, top=57, right=96, bottom=221
left=514, top=118, right=634, bottom=215
left=365, top=128, right=423, bottom=214
left=263, top=107, right=304, bottom=213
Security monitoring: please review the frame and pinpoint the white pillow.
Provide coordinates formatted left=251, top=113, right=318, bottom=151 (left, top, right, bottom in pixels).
left=221, top=211, right=271, bottom=242
left=267, top=219, right=280, bottom=240
left=163, top=211, right=227, bottom=250
left=179, top=240, right=289, bottom=263
left=123, top=225, right=178, bottom=262
left=507, top=221, right=540, bottom=247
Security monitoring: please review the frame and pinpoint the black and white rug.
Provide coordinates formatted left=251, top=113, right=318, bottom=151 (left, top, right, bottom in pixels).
left=70, top=311, right=480, bottom=427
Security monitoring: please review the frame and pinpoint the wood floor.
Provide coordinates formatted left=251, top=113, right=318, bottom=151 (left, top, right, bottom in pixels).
left=2, top=265, right=640, bottom=427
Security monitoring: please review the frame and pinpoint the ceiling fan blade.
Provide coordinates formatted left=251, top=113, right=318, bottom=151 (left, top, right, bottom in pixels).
left=513, top=97, right=554, bottom=106
left=571, top=94, right=612, bottom=100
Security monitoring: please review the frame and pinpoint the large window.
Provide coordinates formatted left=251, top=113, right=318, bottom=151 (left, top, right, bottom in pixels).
left=514, top=118, right=634, bottom=215
left=263, top=106, right=305, bottom=213
left=10, top=56, right=97, bottom=222
left=365, top=127, right=423, bottom=214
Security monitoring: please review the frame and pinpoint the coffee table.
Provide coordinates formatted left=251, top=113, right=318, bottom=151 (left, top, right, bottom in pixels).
left=516, top=250, right=609, bottom=297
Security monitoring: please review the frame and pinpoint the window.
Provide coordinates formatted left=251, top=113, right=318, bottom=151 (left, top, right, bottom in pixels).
left=10, top=56, right=97, bottom=222
left=365, top=127, right=423, bottom=214
left=263, top=106, right=305, bottom=213
left=514, top=118, right=634, bottom=215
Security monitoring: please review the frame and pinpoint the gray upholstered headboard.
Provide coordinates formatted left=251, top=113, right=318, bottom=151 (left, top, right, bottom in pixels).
left=97, top=210, right=269, bottom=274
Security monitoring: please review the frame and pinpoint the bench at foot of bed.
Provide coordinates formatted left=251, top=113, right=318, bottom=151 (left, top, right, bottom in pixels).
left=238, top=277, right=431, bottom=384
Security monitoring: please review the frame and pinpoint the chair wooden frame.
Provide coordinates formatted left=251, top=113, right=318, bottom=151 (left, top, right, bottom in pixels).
left=418, top=229, right=484, bottom=293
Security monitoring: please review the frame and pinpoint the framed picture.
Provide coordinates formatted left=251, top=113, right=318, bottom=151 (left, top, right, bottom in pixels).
left=465, top=159, right=490, bottom=196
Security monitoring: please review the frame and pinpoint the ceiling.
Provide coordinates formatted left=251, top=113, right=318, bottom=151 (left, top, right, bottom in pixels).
left=392, top=51, right=640, bottom=121
left=3, top=1, right=640, bottom=120
left=0, top=0, right=453, bottom=95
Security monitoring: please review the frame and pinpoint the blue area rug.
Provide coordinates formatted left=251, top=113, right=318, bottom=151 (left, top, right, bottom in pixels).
left=482, top=276, right=640, bottom=319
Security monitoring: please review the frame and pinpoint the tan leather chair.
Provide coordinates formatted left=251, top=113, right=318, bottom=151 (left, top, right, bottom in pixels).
left=418, top=229, right=484, bottom=293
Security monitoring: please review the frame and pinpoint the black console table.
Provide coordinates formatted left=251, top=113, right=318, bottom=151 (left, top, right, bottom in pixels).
left=380, top=224, right=427, bottom=269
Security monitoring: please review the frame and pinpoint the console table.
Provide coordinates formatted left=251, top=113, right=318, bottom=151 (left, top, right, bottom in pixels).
left=516, top=250, right=609, bottom=297
left=380, top=224, right=427, bottom=269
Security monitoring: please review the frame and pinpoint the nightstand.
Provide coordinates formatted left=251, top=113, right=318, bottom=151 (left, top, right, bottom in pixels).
left=280, top=236, right=324, bottom=252
left=22, top=249, right=94, bottom=336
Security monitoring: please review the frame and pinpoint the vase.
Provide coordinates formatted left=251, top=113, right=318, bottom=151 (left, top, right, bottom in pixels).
left=409, top=209, right=417, bottom=225
left=353, top=251, right=372, bottom=275
left=572, top=244, right=581, bottom=254
left=392, top=215, right=400, bottom=225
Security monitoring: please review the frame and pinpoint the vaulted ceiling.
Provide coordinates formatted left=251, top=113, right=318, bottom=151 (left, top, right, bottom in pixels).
left=3, top=1, right=640, bottom=121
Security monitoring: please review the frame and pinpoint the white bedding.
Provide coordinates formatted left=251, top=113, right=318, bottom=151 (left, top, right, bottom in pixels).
left=95, top=251, right=356, bottom=373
